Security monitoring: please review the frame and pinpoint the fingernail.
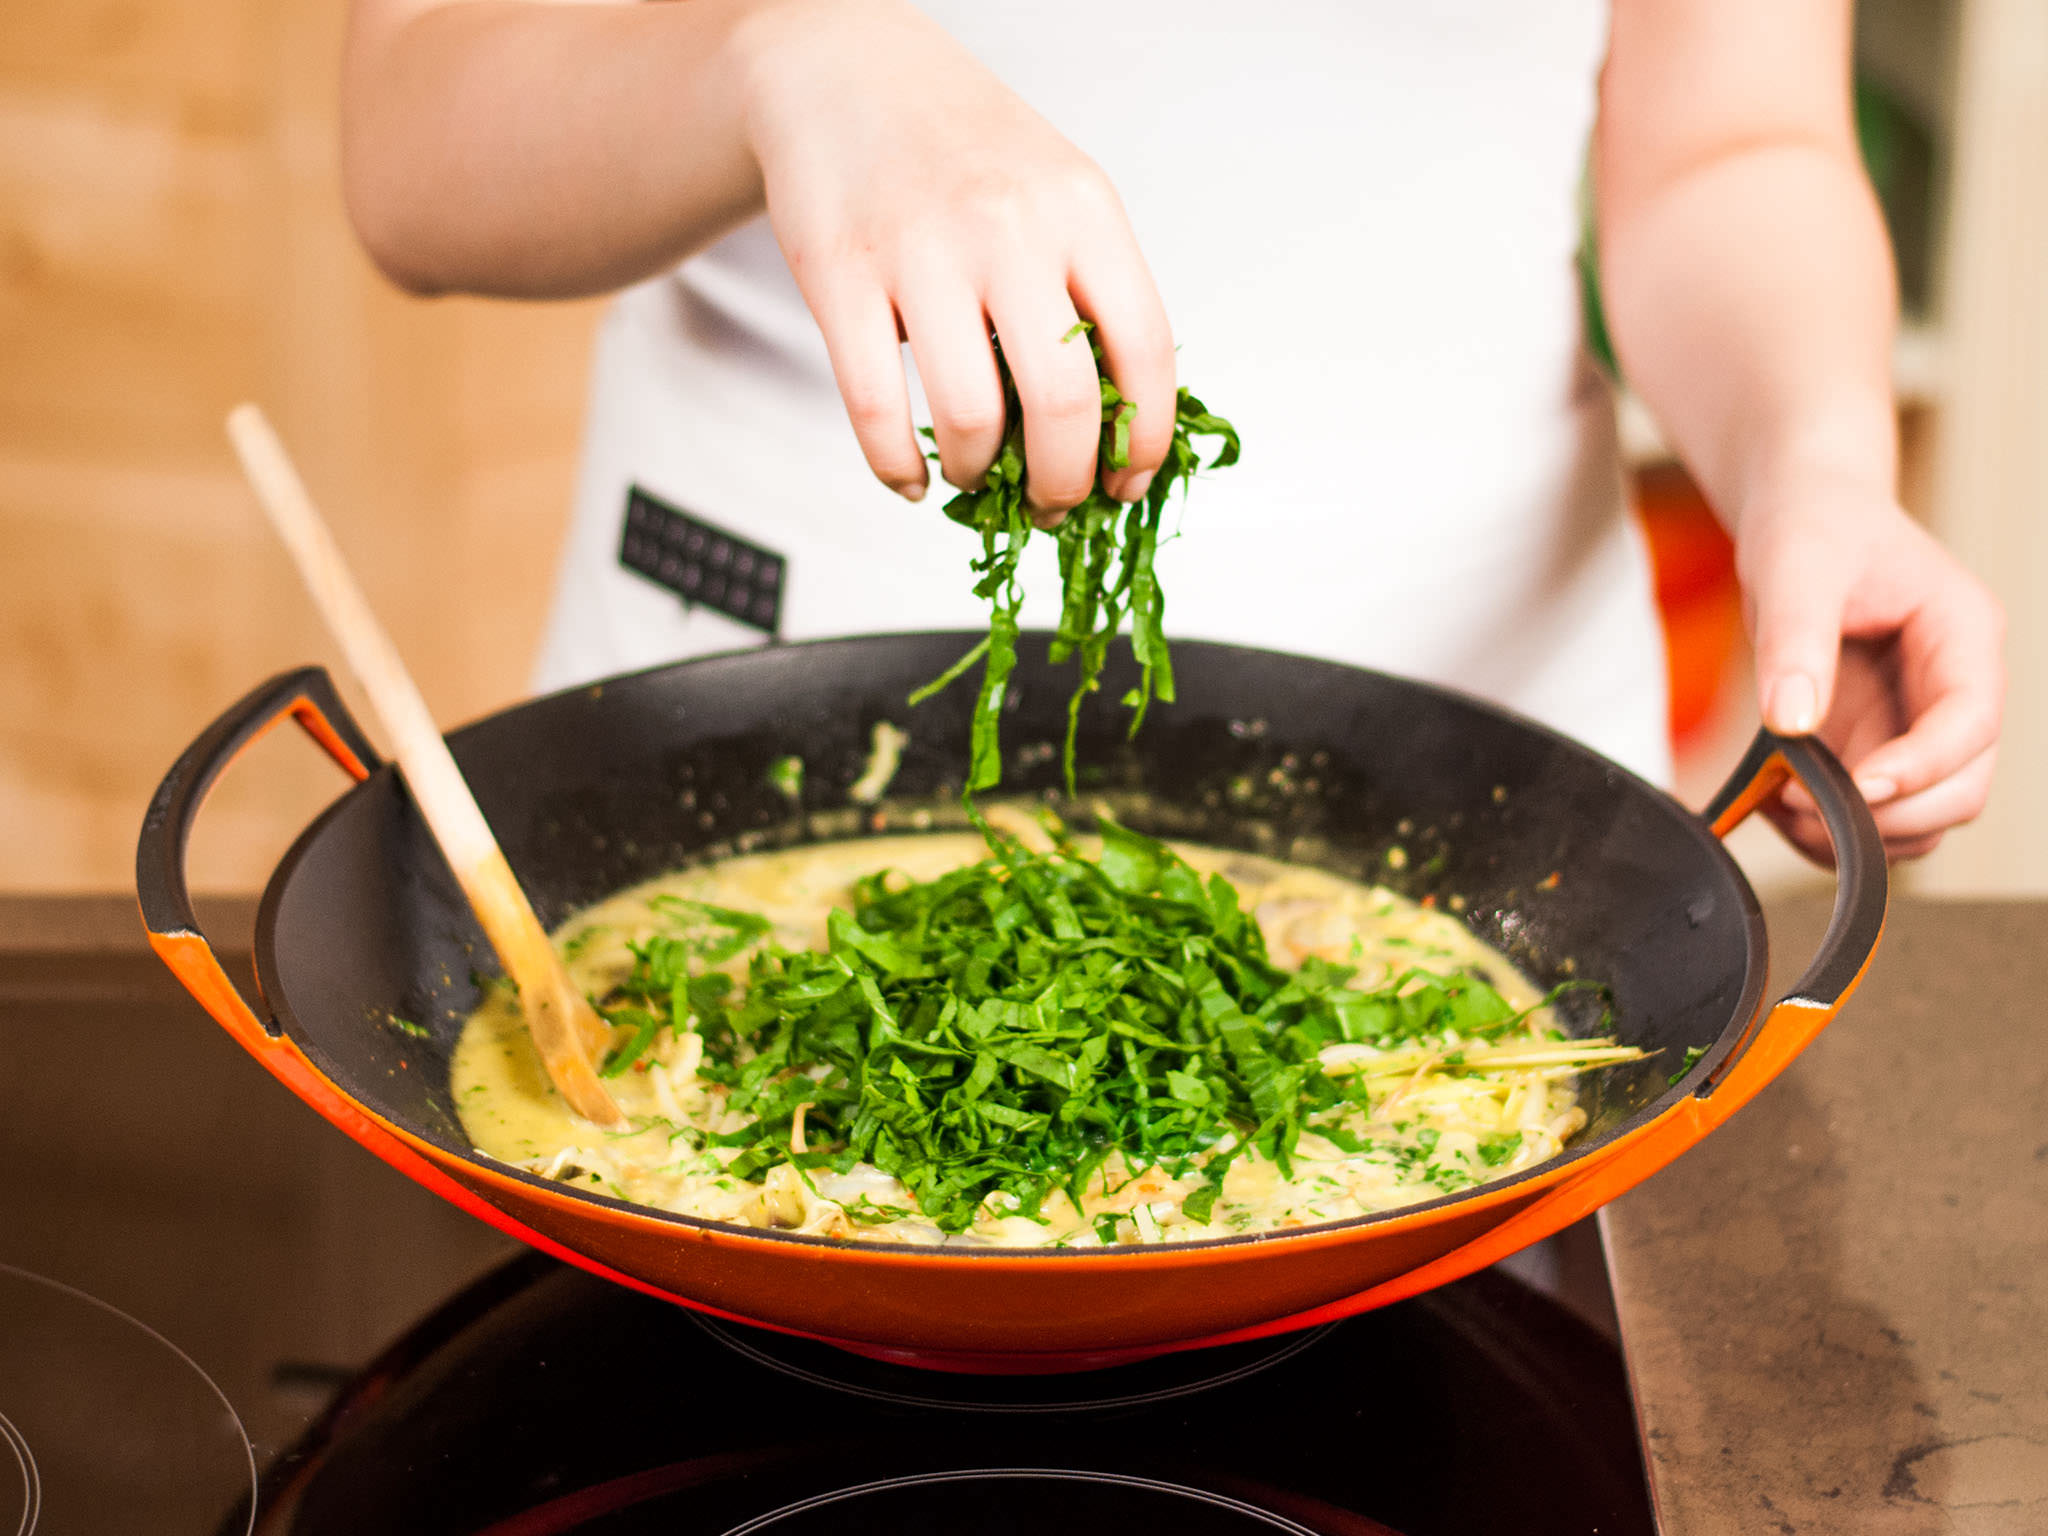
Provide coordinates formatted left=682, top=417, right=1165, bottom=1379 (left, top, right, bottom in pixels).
left=893, top=479, right=927, bottom=503
left=1120, top=470, right=1156, bottom=505
left=1855, top=775, right=1897, bottom=805
left=1030, top=506, right=1068, bottom=531
left=1765, top=674, right=1819, bottom=735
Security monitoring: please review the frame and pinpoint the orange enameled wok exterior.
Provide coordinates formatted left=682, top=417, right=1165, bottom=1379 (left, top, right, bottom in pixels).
left=137, top=641, right=1886, bottom=1370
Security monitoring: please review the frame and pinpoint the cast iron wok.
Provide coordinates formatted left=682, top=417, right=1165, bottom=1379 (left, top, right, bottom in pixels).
left=138, top=633, right=1884, bottom=1370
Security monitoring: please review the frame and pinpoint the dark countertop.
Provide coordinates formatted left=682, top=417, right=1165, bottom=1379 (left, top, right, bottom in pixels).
left=3, top=894, right=2042, bottom=1533
left=1603, top=896, right=2048, bottom=1534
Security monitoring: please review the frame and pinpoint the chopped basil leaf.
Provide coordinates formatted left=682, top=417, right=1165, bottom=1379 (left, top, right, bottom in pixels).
left=912, top=324, right=1240, bottom=798
left=1668, top=1044, right=1707, bottom=1086
left=767, top=755, right=804, bottom=801
left=1477, top=1131, right=1523, bottom=1166
left=592, top=818, right=1628, bottom=1235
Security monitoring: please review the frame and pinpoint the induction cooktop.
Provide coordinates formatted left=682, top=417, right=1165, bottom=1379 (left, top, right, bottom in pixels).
left=0, top=907, right=1657, bottom=1536
left=247, top=1249, right=1653, bottom=1536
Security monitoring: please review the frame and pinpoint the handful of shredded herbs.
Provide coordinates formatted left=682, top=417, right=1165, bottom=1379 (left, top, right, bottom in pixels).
left=596, top=821, right=1598, bottom=1236
left=911, top=324, right=1240, bottom=798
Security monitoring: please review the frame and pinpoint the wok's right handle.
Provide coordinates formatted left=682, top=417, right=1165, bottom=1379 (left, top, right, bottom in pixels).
left=136, top=667, right=382, bottom=1049
left=1431, top=729, right=1888, bottom=1271
left=1173, top=728, right=1890, bottom=1352
left=1696, top=727, right=1888, bottom=1119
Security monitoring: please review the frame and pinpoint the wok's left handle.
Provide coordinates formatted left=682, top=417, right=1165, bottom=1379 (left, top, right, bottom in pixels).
left=134, top=670, right=645, bottom=1280
left=136, top=667, right=382, bottom=1046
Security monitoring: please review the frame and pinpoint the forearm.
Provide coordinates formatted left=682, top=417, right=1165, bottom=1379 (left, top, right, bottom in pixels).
left=1599, top=140, right=1897, bottom=522
left=342, top=0, right=777, bottom=297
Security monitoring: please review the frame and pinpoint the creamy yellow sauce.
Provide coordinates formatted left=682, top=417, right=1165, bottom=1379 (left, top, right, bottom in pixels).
left=454, top=833, right=1613, bottom=1248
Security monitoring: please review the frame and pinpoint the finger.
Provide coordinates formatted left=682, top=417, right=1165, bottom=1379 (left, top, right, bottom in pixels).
left=1759, top=800, right=1837, bottom=868
left=897, top=271, right=1006, bottom=494
left=1768, top=747, right=1987, bottom=858
left=1863, top=746, right=1996, bottom=842
left=1842, top=598, right=2004, bottom=803
left=1762, top=802, right=1941, bottom=866
left=986, top=276, right=1100, bottom=520
left=808, top=276, right=927, bottom=501
left=1885, top=833, right=1943, bottom=861
left=1068, top=232, right=1175, bottom=503
left=1748, top=528, right=1854, bottom=737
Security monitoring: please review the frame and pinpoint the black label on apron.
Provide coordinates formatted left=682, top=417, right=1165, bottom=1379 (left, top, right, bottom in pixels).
left=618, top=485, right=784, bottom=638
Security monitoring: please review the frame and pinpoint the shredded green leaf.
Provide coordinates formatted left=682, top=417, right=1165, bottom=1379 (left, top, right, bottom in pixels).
left=913, top=324, right=1240, bottom=798
left=767, top=755, right=804, bottom=802
left=1668, top=1043, right=1707, bottom=1086
left=593, top=820, right=1614, bottom=1233
left=1477, top=1130, right=1524, bottom=1166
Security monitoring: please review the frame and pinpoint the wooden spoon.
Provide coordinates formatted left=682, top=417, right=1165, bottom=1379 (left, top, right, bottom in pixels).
left=226, top=404, right=628, bottom=1129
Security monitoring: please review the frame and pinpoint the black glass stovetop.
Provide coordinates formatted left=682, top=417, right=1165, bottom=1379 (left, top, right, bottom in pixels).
left=0, top=906, right=1656, bottom=1536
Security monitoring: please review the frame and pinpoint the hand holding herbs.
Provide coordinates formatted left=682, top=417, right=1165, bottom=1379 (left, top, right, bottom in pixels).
left=912, top=325, right=1240, bottom=798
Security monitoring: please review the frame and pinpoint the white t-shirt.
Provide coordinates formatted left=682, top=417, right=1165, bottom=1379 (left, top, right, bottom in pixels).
left=532, top=0, right=1672, bottom=786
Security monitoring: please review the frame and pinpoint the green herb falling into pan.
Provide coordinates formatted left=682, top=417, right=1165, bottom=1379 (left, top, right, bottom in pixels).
left=911, top=323, right=1241, bottom=798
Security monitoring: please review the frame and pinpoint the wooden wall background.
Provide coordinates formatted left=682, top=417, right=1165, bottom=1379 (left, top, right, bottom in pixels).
left=0, top=0, right=601, bottom=892
left=1913, top=0, right=2048, bottom=895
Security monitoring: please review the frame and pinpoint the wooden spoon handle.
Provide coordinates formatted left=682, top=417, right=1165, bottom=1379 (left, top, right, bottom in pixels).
left=226, top=404, right=626, bottom=1128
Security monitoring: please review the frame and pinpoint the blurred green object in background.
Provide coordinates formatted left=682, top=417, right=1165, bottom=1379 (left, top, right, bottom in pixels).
left=1855, top=73, right=1939, bottom=317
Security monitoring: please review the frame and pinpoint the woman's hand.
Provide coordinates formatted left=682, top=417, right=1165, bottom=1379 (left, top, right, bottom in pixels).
left=1596, top=0, right=2007, bottom=862
left=343, top=0, right=1171, bottom=517
left=734, top=0, right=1175, bottom=519
left=1740, top=467, right=2004, bottom=862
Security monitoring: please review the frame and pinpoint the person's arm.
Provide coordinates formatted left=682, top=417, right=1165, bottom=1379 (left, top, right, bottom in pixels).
left=342, top=0, right=762, bottom=299
left=341, top=0, right=1175, bottom=512
left=1597, top=0, right=2002, bottom=860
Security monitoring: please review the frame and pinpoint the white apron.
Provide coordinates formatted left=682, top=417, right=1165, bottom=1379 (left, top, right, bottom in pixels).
left=532, top=0, right=1672, bottom=786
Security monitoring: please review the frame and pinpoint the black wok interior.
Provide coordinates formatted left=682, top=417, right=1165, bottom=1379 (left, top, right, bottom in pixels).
left=254, top=632, right=1768, bottom=1209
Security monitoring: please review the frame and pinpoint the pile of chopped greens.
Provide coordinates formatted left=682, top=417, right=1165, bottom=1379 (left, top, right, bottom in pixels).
left=558, top=338, right=1624, bottom=1239
left=912, top=324, right=1240, bottom=797
left=594, top=822, right=1587, bottom=1235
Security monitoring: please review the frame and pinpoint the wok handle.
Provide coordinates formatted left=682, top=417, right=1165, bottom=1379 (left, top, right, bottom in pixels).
left=1356, top=730, right=1886, bottom=1290
left=136, top=667, right=382, bottom=1043
left=133, top=669, right=693, bottom=1297
left=1169, top=727, right=1888, bottom=1355
left=1694, top=726, right=1889, bottom=1111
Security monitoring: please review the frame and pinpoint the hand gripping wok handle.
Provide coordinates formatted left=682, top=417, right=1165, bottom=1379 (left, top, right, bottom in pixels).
left=1695, top=726, right=1889, bottom=1117
left=1399, top=731, right=1889, bottom=1278
left=1184, top=728, right=1889, bottom=1349
left=136, top=667, right=382, bottom=1044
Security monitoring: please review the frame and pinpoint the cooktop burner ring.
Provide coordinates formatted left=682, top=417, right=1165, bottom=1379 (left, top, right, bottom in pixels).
left=691, top=1314, right=1335, bottom=1413
left=719, top=1467, right=1329, bottom=1535
left=0, top=1264, right=255, bottom=1536
left=0, top=1409, right=39, bottom=1536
